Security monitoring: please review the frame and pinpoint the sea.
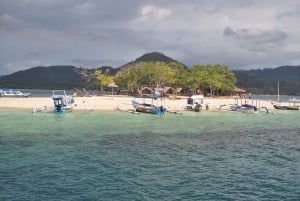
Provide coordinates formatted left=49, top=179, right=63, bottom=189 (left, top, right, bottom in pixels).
left=0, top=107, right=299, bottom=201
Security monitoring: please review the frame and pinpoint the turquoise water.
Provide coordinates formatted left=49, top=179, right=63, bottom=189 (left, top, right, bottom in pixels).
left=0, top=109, right=299, bottom=200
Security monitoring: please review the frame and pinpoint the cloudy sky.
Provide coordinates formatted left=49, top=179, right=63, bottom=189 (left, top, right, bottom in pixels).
left=1, top=0, right=300, bottom=75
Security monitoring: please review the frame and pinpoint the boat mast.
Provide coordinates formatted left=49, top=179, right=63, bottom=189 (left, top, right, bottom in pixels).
left=277, top=80, right=280, bottom=102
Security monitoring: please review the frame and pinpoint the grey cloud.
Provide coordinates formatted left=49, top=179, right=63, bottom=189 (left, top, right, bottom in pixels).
left=1, top=0, right=300, bottom=75
left=224, top=27, right=288, bottom=52
left=223, top=27, right=237, bottom=37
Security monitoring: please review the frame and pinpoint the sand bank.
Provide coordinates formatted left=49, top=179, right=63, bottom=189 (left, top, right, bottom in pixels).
left=0, top=95, right=274, bottom=112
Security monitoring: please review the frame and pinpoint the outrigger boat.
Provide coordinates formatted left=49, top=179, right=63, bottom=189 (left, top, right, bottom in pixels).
left=230, top=104, right=258, bottom=113
left=52, top=90, right=76, bottom=114
left=33, top=90, right=76, bottom=113
left=132, top=99, right=165, bottom=115
left=272, top=81, right=300, bottom=110
left=131, top=90, right=166, bottom=115
left=272, top=98, right=300, bottom=110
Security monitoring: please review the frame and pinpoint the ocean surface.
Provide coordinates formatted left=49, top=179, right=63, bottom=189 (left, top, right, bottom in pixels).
left=0, top=109, right=299, bottom=201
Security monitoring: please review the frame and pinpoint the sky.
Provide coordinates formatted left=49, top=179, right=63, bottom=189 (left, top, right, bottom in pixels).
left=1, top=0, right=300, bottom=75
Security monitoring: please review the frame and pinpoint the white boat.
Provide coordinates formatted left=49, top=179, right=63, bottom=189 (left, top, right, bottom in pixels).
left=33, top=90, right=76, bottom=114
left=0, top=89, right=31, bottom=97
left=186, top=95, right=207, bottom=112
left=52, top=90, right=76, bottom=114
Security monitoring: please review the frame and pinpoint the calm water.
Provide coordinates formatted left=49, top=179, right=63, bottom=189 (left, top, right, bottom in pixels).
left=0, top=109, right=299, bottom=201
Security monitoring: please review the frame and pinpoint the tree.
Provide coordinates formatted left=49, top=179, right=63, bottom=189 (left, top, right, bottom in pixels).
left=114, top=61, right=175, bottom=92
left=94, top=69, right=113, bottom=93
left=168, top=62, right=189, bottom=88
left=190, top=64, right=236, bottom=97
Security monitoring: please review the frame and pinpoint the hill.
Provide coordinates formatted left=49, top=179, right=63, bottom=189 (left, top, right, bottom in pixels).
left=0, top=65, right=87, bottom=89
left=233, top=66, right=300, bottom=95
left=118, top=52, right=185, bottom=71
left=0, top=52, right=300, bottom=95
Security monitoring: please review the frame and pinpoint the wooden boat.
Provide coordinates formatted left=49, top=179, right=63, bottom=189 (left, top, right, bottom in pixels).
left=132, top=99, right=165, bottom=115
left=272, top=99, right=300, bottom=110
left=272, top=81, right=300, bottom=110
left=230, top=104, right=258, bottom=113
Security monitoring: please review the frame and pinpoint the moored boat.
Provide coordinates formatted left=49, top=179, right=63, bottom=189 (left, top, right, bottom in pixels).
left=132, top=99, right=165, bottom=115
left=230, top=104, right=258, bottom=113
left=52, top=90, right=76, bottom=114
left=272, top=99, right=300, bottom=110
left=0, top=89, right=31, bottom=97
left=186, top=95, right=206, bottom=112
left=33, top=90, right=76, bottom=113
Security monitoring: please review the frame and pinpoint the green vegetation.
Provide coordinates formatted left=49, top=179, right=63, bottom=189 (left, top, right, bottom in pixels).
left=189, top=64, right=236, bottom=96
left=94, top=69, right=113, bottom=93
left=1, top=52, right=299, bottom=95
left=114, top=62, right=236, bottom=96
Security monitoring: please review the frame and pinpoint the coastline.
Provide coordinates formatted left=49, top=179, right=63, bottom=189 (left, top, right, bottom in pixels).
left=0, top=95, right=274, bottom=112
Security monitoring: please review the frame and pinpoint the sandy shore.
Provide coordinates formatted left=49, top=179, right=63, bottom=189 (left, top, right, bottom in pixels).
left=0, top=95, right=274, bottom=112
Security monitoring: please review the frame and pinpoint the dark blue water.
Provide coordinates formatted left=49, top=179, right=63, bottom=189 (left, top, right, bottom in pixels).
left=0, top=109, right=299, bottom=200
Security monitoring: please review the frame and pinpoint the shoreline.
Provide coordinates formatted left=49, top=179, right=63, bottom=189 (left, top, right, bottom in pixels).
left=0, top=95, right=274, bottom=112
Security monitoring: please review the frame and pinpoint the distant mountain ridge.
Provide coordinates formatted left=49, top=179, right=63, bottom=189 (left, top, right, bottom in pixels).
left=0, top=65, right=87, bottom=89
left=234, top=66, right=300, bottom=95
left=0, top=52, right=300, bottom=95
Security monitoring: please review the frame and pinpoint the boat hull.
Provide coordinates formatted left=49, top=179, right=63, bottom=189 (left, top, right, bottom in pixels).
left=132, top=100, right=165, bottom=115
left=273, top=105, right=299, bottom=110
left=230, top=104, right=258, bottom=113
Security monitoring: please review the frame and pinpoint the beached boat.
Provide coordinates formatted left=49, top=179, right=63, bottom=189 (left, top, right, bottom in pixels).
left=272, top=81, right=299, bottom=110
left=0, top=89, right=31, bottom=97
left=52, top=90, right=76, bottom=114
left=272, top=99, right=300, bottom=110
left=230, top=104, right=258, bottom=113
left=33, top=90, right=76, bottom=113
left=186, top=95, right=205, bottom=112
left=132, top=99, right=165, bottom=115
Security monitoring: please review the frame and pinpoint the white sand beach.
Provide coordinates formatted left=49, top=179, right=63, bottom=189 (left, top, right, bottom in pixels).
left=0, top=95, right=274, bottom=112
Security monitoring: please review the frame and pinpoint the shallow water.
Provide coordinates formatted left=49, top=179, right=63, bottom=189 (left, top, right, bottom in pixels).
left=0, top=109, right=299, bottom=200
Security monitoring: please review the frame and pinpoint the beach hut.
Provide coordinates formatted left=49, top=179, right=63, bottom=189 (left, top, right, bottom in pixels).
left=232, top=87, right=246, bottom=93
left=107, top=82, right=118, bottom=99
left=141, top=87, right=154, bottom=96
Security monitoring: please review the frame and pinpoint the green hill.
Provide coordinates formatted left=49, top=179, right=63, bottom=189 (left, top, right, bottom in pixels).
left=233, top=66, right=300, bottom=95
left=0, top=65, right=87, bottom=89
left=0, top=52, right=300, bottom=95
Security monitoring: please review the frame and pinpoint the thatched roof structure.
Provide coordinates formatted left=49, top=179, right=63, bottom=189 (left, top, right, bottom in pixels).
left=232, top=87, right=246, bottom=93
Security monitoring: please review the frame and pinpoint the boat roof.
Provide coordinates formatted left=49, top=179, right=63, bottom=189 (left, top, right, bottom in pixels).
left=52, top=90, right=67, bottom=96
left=189, top=95, right=204, bottom=99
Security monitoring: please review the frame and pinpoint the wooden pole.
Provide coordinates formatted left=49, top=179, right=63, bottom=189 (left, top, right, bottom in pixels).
left=277, top=80, right=280, bottom=102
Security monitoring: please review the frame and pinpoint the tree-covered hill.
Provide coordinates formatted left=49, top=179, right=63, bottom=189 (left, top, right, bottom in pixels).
left=233, top=66, right=300, bottom=95
left=0, top=52, right=300, bottom=95
left=0, top=65, right=87, bottom=89
left=118, top=52, right=186, bottom=71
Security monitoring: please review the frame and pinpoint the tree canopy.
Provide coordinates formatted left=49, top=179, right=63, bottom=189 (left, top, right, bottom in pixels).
left=114, top=62, right=236, bottom=96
